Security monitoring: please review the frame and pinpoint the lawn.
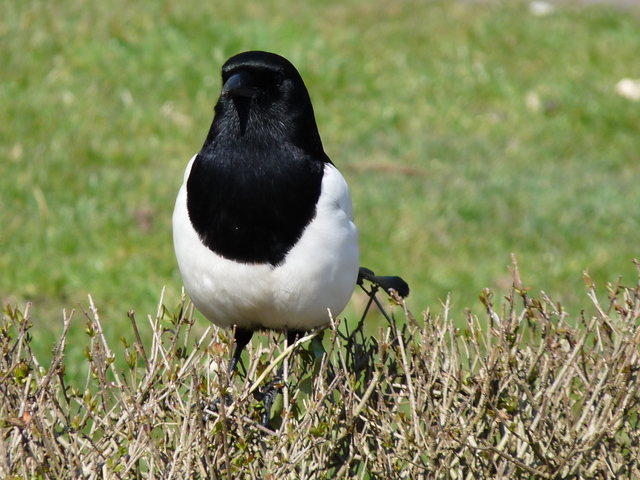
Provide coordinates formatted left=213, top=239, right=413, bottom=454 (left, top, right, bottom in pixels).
left=1, top=0, right=640, bottom=367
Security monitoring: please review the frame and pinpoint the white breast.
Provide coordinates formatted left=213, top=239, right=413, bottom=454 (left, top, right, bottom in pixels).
left=172, top=155, right=359, bottom=331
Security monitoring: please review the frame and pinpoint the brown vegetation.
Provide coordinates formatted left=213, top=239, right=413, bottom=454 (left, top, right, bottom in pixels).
left=1, top=260, right=639, bottom=479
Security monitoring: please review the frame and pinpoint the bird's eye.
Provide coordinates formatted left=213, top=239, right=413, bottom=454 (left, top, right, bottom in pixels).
left=273, top=72, right=285, bottom=87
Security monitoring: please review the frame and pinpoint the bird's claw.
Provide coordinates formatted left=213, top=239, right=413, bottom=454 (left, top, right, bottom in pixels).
left=254, top=376, right=285, bottom=427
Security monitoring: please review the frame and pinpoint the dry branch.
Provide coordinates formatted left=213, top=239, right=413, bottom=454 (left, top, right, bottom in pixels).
left=1, top=262, right=639, bottom=478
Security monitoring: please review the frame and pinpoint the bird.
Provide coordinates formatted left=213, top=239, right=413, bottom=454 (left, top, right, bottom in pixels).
left=172, top=51, right=360, bottom=420
left=357, top=267, right=410, bottom=299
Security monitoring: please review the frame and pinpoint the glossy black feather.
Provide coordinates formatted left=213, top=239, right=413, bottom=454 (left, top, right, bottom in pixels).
left=186, top=52, right=331, bottom=266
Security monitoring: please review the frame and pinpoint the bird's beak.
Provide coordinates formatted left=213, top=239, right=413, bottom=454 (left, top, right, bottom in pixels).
left=222, top=73, right=261, bottom=99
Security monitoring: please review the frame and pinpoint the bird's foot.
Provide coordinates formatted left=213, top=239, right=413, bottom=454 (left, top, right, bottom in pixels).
left=253, top=376, right=285, bottom=427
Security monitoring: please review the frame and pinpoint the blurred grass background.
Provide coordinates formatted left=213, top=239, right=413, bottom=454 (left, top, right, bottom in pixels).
left=2, top=0, right=640, bottom=368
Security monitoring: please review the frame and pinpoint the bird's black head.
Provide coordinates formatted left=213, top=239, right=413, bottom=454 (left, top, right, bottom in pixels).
left=188, top=52, right=330, bottom=266
left=203, top=51, right=325, bottom=156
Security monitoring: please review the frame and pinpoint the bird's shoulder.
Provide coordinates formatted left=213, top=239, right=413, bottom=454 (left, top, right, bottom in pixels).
left=320, top=162, right=355, bottom=222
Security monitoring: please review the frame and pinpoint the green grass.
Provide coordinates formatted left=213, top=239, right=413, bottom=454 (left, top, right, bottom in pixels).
left=2, top=0, right=640, bottom=367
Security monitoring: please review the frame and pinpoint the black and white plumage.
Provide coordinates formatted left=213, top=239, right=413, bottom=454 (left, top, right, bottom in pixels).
left=173, top=51, right=359, bottom=373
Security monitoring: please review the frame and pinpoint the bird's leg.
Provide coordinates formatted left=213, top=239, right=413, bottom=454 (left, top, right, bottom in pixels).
left=229, top=327, right=253, bottom=374
left=256, top=329, right=302, bottom=427
left=258, top=365, right=285, bottom=427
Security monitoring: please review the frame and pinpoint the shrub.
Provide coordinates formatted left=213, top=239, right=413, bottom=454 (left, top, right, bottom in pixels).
left=1, top=260, right=639, bottom=479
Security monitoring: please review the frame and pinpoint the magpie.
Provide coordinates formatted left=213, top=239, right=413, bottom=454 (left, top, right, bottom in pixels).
left=357, top=267, right=410, bottom=299
left=172, top=51, right=360, bottom=411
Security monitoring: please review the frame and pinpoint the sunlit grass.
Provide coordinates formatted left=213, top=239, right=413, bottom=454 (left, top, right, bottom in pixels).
left=1, top=0, right=640, bottom=369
